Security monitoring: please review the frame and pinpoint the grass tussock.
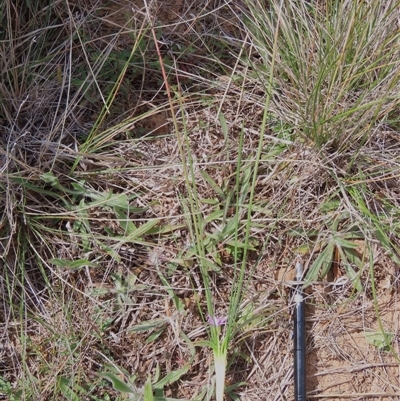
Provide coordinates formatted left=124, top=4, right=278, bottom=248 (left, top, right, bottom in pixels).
left=245, top=0, right=400, bottom=150
left=1, top=0, right=400, bottom=400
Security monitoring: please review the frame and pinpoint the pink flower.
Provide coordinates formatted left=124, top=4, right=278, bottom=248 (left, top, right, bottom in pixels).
left=207, top=314, right=227, bottom=326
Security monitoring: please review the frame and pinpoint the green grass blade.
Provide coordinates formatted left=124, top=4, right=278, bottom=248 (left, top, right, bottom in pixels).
left=304, top=241, right=335, bottom=287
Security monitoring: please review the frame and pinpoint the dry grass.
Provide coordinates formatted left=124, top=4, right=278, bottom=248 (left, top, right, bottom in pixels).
left=1, top=0, right=400, bottom=400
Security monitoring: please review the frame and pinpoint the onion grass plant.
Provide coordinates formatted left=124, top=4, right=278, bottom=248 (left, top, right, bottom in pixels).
left=170, top=14, right=280, bottom=400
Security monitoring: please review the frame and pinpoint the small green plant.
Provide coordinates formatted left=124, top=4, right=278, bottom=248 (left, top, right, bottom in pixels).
left=98, top=362, right=191, bottom=401
left=175, top=58, right=279, bottom=397
left=295, top=205, right=365, bottom=291
left=365, top=331, right=394, bottom=352
left=0, top=376, right=22, bottom=401
left=195, top=166, right=259, bottom=269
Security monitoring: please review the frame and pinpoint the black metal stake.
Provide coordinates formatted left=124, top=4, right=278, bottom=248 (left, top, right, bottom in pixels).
left=294, top=261, right=307, bottom=401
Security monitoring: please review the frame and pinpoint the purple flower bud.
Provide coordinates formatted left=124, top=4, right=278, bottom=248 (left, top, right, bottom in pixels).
left=207, top=314, right=227, bottom=326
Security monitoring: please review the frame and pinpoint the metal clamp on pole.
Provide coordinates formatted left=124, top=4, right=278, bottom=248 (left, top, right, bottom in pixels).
left=293, top=261, right=307, bottom=401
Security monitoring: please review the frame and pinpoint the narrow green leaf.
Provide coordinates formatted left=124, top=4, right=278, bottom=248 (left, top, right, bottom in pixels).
left=304, top=241, right=335, bottom=286
left=200, top=169, right=225, bottom=198
left=226, top=381, right=247, bottom=392
left=222, top=216, right=240, bottom=237
left=50, top=258, right=98, bottom=269
left=153, top=364, right=191, bottom=389
left=333, top=237, right=359, bottom=249
left=144, top=376, right=154, bottom=401
left=194, top=339, right=213, bottom=348
left=57, top=377, right=81, bottom=401
left=375, top=229, right=400, bottom=265
left=337, top=246, right=362, bottom=292
left=71, top=181, right=87, bottom=194
left=103, top=363, right=132, bottom=377
left=114, top=207, right=137, bottom=235
left=146, top=223, right=185, bottom=235
left=126, top=219, right=159, bottom=241
left=226, top=391, right=240, bottom=401
left=319, top=199, right=340, bottom=213
left=204, top=208, right=224, bottom=223
left=157, top=269, right=185, bottom=312
left=87, top=191, right=131, bottom=209
left=203, top=257, right=222, bottom=273
left=97, top=372, right=135, bottom=393
left=199, top=197, right=219, bottom=205
left=128, top=318, right=167, bottom=332
left=342, top=247, right=363, bottom=266
left=349, top=186, right=400, bottom=265
left=288, top=228, right=320, bottom=237
left=179, top=331, right=196, bottom=360
left=104, top=227, right=115, bottom=236
left=238, top=166, right=252, bottom=204
left=11, top=177, right=68, bottom=203
left=342, top=230, right=364, bottom=240
left=225, top=239, right=256, bottom=250
left=189, top=388, right=207, bottom=401
left=96, top=241, right=121, bottom=262
left=319, top=242, right=336, bottom=278
left=218, top=112, right=229, bottom=141
left=146, top=328, right=165, bottom=344
left=153, top=362, right=161, bottom=383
